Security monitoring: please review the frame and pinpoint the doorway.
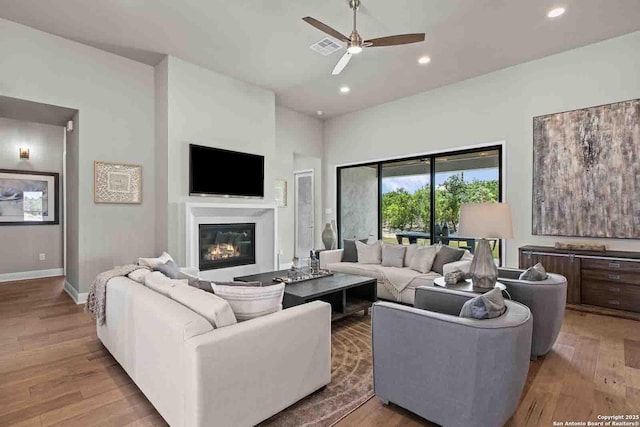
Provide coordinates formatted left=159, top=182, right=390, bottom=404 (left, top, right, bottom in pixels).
left=294, top=170, right=314, bottom=258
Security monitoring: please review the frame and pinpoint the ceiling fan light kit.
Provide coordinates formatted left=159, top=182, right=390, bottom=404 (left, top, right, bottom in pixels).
left=303, top=0, right=426, bottom=75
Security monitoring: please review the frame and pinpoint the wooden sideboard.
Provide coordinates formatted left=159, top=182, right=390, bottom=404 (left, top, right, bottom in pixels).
left=519, top=245, right=640, bottom=315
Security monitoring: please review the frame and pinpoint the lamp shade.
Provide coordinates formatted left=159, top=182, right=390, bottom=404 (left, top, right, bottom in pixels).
left=457, top=203, right=513, bottom=239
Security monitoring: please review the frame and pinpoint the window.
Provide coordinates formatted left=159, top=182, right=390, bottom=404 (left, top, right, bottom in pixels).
left=337, top=145, right=503, bottom=261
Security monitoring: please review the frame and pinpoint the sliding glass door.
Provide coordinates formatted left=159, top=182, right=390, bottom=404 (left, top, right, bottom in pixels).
left=434, top=149, right=500, bottom=257
left=338, top=165, right=378, bottom=242
left=381, top=158, right=431, bottom=245
left=337, top=145, right=503, bottom=260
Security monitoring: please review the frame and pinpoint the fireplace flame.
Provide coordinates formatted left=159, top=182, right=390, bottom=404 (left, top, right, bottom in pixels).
left=206, top=243, right=241, bottom=260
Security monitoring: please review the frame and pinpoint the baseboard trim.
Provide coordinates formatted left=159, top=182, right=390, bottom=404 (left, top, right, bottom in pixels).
left=64, top=280, right=88, bottom=305
left=0, top=268, right=64, bottom=283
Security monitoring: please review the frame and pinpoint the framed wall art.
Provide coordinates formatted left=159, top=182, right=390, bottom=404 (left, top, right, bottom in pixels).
left=532, top=98, right=640, bottom=238
left=94, top=161, right=142, bottom=204
left=0, top=169, right=59, bottom=225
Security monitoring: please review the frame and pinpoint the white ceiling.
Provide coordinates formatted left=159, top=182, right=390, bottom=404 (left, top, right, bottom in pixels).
left=1, top=0, right=639, bottom=119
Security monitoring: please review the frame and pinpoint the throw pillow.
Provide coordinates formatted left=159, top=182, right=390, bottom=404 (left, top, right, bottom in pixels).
left=342, top=239, right=368, bottom=262
left=169, top=285, right=237, bottom=328
left=408, top=245, right=437, bottom=274
left=355, top=240, right=383, bottom=264
left=214, top=281, right=265, bottom=287
left=128, top=268, right=151, bottom=284
left=519, top=263, right=549, bottom=281
left=432, top=246, right=465, bottom=275
left=138, top=251, right=174, bottom=269
left=381, top=243, right=406, bottom=268
left=459, top=287, right=507, bottom=319
left=144, top=271, right=188, bottom=297
left=212, top=282, right=285, bottom=321
left=404, top=243, right=420, bottom=267
left=155, top=260, right=181, bottom=279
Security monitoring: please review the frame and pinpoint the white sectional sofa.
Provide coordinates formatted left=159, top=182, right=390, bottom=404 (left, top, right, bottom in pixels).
left=97, top=275, right=332, bottom=427
left=320, top=245, right=473, bottom=305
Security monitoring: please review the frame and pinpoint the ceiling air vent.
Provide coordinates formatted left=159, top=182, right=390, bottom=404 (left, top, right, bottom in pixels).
left=310, top=37, right=343, bottom=56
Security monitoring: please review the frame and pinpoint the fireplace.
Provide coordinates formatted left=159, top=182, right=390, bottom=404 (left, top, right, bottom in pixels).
left=199, top=223, right=256, bottom=271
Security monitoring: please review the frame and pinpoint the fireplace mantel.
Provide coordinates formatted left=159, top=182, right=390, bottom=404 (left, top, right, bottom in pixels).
left=185, top=202, right=278, bottom=281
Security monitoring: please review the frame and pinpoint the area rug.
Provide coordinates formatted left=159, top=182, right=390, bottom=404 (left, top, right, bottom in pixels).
left=260, top=314, right=374, bottom=427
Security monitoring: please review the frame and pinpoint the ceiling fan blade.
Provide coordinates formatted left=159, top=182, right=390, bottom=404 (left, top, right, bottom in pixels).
left=332, top=51, right=352, bottom=75
left=364, top=33, right=425, bottom=47
left=302, top=17, right=349, bottom=42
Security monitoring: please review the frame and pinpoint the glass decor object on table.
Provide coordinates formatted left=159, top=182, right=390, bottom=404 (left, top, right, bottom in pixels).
left=457, top=203, right=513, bottom=289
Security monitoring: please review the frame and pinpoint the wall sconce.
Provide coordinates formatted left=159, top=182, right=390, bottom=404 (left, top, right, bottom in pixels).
left=19, top=148, right=30, bottom=159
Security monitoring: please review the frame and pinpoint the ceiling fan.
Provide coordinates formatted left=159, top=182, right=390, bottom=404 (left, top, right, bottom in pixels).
left=303, top=0, right=425, bottom=75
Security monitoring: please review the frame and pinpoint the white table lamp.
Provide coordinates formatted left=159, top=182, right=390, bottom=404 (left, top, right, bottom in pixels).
left=457, top=203, right=513, bottom=289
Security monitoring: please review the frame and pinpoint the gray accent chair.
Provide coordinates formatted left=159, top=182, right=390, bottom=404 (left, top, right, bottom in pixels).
left=498, top=267, right=567, bottom=359
left=372, top=286, right=532, bottom=427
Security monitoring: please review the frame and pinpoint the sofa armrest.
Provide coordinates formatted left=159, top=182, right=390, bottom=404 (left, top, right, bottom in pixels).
left=180, top=267, right=200, bottom=278
left=443, top=259, right=472, bottom=275
left=320, top=249, right=344, bottom=269
left=184, top=301, right=332, bottom=427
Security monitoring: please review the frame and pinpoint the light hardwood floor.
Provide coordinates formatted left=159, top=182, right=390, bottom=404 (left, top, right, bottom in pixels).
left=0, top=277, right=166, bottom=426
left=1, top=277, right=639, bottom=426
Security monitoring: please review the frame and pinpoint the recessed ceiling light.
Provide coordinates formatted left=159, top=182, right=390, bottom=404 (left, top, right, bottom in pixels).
left=316, top=110, right=324, bottom=116
left=547, top=7, right=566, bottom=18
left=339, top=86, right=350, bottom=94
left=418, top=56, right=431, bottom=65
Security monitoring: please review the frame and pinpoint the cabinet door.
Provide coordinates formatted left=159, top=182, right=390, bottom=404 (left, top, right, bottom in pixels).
left=519, top=251, right=581, bottom=304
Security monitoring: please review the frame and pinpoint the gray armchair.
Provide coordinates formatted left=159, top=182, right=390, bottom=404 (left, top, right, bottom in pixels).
left=373, top=287, right=532, bottom=427
left=498, top=267, right=567, bottom=359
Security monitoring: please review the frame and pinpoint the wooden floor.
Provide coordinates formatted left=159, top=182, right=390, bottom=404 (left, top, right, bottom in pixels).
left=1, top=277, right=639, bottom=427
left=0, top=277, right=166, bottom=427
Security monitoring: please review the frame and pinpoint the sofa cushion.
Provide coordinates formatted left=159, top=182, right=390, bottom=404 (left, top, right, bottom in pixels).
left=145, top=271, right=188, bottom=297
left=212, top=282, right=285, bottom=321
left=128, top=268, right=151, bottom=284
left=382, top=243, right=406, bottom=268
left=404, top=244, right=420, bottom=267
left=356, top=240, right=382, bottom=264
left=432, top=246, right=465, bottom=275
left=138, top=251, right=174, bottom=268
left=408, top=245, right=437, bottom=274
left=343, top=238, right=368, bottom=262
left=459, top=287, right=507, bottom=319
left=519, top=263, right=549, bottom=281
left=169, top=285, right=237, bottom=328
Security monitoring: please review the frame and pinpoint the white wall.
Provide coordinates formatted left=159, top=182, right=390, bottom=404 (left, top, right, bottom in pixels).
left=275, top=107, right=323, bottom=262
left=0, top=19, right=156, bottom=293
left=0, top=118, right=63, bottom=274
left=159, top=56, right=276, bottom=265
left=324, top=31, right=640, bottom=267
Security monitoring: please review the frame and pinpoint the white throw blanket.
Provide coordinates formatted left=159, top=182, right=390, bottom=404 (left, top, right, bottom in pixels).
left=378, top=268, right=429, bottom=300
left=85, top=264, right=146, bottom=325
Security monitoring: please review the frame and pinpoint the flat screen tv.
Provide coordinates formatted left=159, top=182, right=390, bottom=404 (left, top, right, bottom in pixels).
left=189, top=144, right=264, bottom=198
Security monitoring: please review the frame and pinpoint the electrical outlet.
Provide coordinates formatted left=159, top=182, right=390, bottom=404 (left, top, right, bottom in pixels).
left=39, top=253, right=46, bottom=261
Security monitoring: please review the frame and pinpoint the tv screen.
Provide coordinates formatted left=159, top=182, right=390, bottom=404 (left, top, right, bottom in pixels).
left=189, top=144, right=264, bottom=197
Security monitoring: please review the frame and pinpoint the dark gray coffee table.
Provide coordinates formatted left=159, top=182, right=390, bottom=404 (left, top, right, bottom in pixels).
left=234, top=270, right=376, bottom=321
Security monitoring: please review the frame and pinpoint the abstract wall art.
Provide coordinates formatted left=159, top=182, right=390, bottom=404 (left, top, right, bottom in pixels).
left=532, top=98, right=640, bottom=238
